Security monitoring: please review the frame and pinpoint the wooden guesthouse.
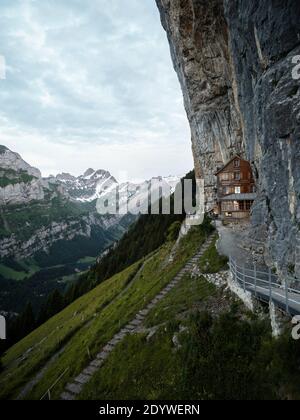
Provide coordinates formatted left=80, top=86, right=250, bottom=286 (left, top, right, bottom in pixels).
left=215, top=156, right=256, bottom=220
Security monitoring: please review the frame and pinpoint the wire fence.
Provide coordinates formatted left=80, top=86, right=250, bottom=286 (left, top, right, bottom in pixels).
left=40, top=367, right=70, bottom=400
left=229, top=257, right=300, bottom=316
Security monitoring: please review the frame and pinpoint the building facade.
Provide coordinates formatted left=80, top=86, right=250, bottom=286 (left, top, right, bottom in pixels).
left=215, top=156, right=256, bottom=220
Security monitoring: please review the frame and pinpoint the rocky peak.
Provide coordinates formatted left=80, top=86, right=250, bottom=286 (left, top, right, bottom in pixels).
left=0, top=145, right=45, bottom=205
left=0, top=145, right=41, bottom=178
left=83, top=168, right=95, bottom=178
left=56, top=172, right=77, bottom=182
left=56, top=168, right=117, bottom=202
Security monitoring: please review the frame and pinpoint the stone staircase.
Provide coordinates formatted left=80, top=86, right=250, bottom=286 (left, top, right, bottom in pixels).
left=60, top=234, right=216, bottom=400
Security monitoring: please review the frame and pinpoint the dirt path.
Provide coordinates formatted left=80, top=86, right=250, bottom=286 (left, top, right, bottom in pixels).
left=216, top=221, right=259, bottom=267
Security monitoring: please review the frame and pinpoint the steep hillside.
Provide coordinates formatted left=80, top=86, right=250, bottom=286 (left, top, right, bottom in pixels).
left=0, top=222, right=213, bottom=400
left=156, top=0, right=300, bottom=280
left=1, top=220, right=299, bottom=400
left=89, top=170, right=197, bottom=287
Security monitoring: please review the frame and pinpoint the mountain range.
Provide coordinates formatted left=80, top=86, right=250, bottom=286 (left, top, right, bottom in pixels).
left=0, top=145, right=181, bottom=315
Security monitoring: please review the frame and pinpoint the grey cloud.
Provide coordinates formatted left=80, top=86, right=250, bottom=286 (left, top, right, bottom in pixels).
left=0, top=0, right=192, bottom=179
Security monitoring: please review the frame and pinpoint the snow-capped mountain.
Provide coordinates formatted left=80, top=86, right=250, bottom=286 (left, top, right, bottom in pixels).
left=53, top=169, right=118, bottom=202
left=55, top=169, right=182, bottom=206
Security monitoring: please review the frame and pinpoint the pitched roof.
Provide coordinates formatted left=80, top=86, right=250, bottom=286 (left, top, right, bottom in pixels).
left=215, top=155, right=244, bottom=175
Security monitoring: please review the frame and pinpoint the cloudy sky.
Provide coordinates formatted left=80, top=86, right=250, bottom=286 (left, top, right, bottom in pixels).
left=0, top=0, right=192, bottom=181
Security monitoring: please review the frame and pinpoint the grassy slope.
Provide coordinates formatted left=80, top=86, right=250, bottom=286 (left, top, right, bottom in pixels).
left=198, top=237, right=229, bottom=274
left=78, top=274, right=232, bottom=400
left=79, top=274, right=300, bottom=401
left=0, top=224, right=209, bottom=400
left=0, top=260, right=40, bottom=281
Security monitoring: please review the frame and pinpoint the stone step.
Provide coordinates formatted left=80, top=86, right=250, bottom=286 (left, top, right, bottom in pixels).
left=139, top=309, right=149, bottom=316
left=110, top=337, right=122, bottom=346
left=83, top=365, right=98, bottom=376
left=90, top=359, right=103, bottom=368
left=74, top=373, right=91, bottom=385
left=130, top=319, right=142, bottom=327
left=103, top=344, right=114, bottom=352
left=66, top=382, right=82, bottom=395
left=61, top=392, right=75, bottom=401
left=125, top=324, right=135, bottom=331
left=96, top=351, right=110, bottom=360
left=152, top=297, right=160, bottom=303
left=114, top=332, right=127, bottom=340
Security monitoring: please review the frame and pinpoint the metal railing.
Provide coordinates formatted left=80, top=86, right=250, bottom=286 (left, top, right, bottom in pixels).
left=229, top=257, right=300, bottom=316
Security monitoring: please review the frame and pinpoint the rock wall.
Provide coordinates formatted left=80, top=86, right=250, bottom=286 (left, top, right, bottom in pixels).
left=0, top=147, right=41, bottom=178
left=0, top=214, right=119, bottom=260
left=156, top=0, right=300, bottom=278
left=0, top=179, right=45, bottom=205
left=0, top=146, right=45, bottom=205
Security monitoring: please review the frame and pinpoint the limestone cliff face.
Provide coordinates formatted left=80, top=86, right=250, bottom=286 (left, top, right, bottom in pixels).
left=0, top=179, right=45, bottom=206
left=156, top=0, right=300, bottom=278
left=0, top=146, right=45, bottom=205
left=0, top=214, right=118, bottom=260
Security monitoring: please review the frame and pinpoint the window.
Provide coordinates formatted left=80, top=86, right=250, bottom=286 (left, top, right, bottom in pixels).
left=234, top=159, right=240, bottom=168
left=245, top=201, right=252, bottom=210
left=233, top=201, right=240, bottom=211
left=223, top=186, right=234, bottom=195
left=235, top=186, right=241, bottom=194
left=220, top=173, right=229, bottom=181
left=219, top=173, right=234, bottom=181
left=234, top=172, right=241, bottom=180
